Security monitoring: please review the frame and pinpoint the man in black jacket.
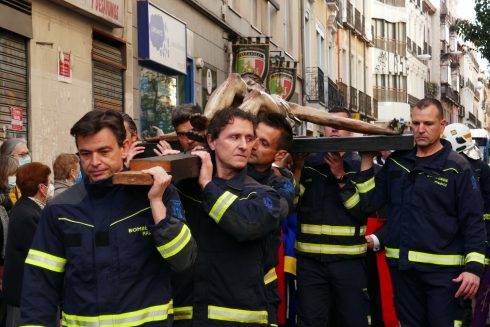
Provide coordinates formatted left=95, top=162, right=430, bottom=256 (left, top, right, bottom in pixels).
left=19, top=110, right=197, bottom=327
left=174, top=107, right=285, bottom=326
left=292, top=107, right=370, bottom=327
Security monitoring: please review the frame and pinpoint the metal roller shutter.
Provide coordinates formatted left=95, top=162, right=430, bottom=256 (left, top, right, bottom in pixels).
left=0, top=28, right=28, bottom=141
left=92, top=38, right=124, bottom=111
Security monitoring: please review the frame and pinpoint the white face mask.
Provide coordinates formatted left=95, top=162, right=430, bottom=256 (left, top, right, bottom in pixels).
left=47, top=183, right=55, bottom=201
left=18, top=155, right=31, bottom=167
left=7, top=176, right=16, bottom=190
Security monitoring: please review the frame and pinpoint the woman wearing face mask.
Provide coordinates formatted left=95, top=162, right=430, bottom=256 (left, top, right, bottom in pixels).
left=0, top=138, right=31, bottom=205
left=3, top=162, right=52, bottom=327
left=52, top=153, right=81, bottom=197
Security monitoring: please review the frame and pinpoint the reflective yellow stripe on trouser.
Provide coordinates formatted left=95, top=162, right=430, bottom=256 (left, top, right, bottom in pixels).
left=157, top=224, right=192, bottom=259
left=62, top=301, right=173, bottom=327
left=209, top=191, right=238, bottom=223
left=173, top=306, right=193, bottom=320
left=264, top=267, right=277, bottom=285
left=25, top=249, right=66, bottom=273
left=301, top=224, right=367, bottom=236
left=208, top=305, right=268, bottom=324
left=296, top=241, right=367, bottom=255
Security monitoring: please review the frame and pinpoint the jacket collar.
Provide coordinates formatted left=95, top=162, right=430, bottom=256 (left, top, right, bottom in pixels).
left=246, top=164, right=273, bottom=183
left=404, top=139, right=453, bottom=171
left=214, top=167, right=248, bottom=192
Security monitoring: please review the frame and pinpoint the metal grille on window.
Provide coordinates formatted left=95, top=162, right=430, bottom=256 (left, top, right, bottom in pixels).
left=0, top=28, right=28, bottom=141
left=92, top=38, right=124, bottom=111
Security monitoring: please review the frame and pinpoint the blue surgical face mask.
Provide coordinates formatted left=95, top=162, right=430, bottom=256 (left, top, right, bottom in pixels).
left=74, top=171, right=83, bottom=184
left=18, top=155, right=31, bottom=166
left=7, top=175, right=16, bottom=190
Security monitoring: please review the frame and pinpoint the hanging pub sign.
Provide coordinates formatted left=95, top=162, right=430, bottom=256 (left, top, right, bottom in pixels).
left=232, top=40, right=270, bottom=82
left=268, top=62, right=296, bottom=101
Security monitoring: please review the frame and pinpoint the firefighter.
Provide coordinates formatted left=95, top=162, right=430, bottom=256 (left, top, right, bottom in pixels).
left=173, top=107, right=285, bottom=326
left=292, top=107, right=370, bottom=327
left=247, top=112, right=297, bottom=326
left=19, top=110, right=197, bottom=326
left=345, top=98, right=486, bottom=327
left=443, top=123, right=490, bottom=327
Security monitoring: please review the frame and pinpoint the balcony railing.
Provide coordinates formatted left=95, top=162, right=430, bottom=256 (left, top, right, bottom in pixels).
left=350, top=86, right=358, bottom=111
left=345, top=1, right=354, bottom=28
left=373, top=87, right=407, bottom=102
left=362, top=15, right=365, bottom=36
left=423, top=42, right=428, bottom=55
left=326, top=0, right=339, bottom=10
left=328, top=78, right=343, bottom=108
left=441, top=83, right=460, bottom=104
left=429, top=45, right=432, bottom=55
left=387, top=39, right=397, bottom=53
left=397, top=41, right=407, bottom=56
left=468, top=112, right=477, bottom=126
left=355, top=9, right=362, bottom=34
left=358, top=91, right=366, bottom=116
left=407, top=37, right=412, bottom=52
left=305, top=67, right=325, bottom=104
left=377, top=0, right=405, bottom=7
left=373, top=98, right=378, bottom=120
left=339, top=82, right=348, bottom=109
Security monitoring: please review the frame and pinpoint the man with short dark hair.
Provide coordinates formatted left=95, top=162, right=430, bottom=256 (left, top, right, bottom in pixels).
left=247, top=112, right=296, bottom=326
left=174, top=107, right=285, bottom=326
left=19, top=110, right=197, bottom=326
left=292, top=107, right=371, bottom=327
left=346, top=98, right=486, bottom=326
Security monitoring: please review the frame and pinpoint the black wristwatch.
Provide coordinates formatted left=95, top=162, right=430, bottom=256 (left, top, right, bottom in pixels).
left=335, top=174, right=347, bottom=184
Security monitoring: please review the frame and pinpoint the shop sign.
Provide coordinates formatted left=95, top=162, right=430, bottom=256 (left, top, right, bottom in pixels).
left=268, top=65, right=296, bottom=101
left=138, top=2, right=187, bottom=74
left=10, top=107, right=22, bottom=131
left=232, top=42, right=270, bottom=82
left=58, top=50, right=72, bottom=83
left=50, top=0, right=124, bottom=27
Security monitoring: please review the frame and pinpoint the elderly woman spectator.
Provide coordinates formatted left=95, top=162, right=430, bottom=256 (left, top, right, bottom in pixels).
left=0, top=139, right=31, bottom=204
left=3, top=163, right=52, bottom=327
left=53, top=153, right=81, bottom=197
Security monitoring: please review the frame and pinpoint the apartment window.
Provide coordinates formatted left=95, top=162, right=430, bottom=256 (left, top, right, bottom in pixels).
left=304, top=11, right=311, bottom=67
left=284, top=0, right=292, bottom=52
left=357, top=59, right=363, bottom=91
left=268, top=2, right=277, bottom=38
left=316, top=23, right=326, bottom=71
left=250, top=0, right=258, bottom=27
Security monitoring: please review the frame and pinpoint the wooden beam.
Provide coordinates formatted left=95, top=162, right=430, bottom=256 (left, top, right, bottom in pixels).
left=291, top=134, right=414, bottom=153
left=113, top=153, right=201, bottom=185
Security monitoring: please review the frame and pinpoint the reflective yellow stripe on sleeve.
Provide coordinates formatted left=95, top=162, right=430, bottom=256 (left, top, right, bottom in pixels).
left=62, top=301, right=173, bottom=327
left=209, top=191, right=238, bottom=223
left=208, top=305, right=268, bottom=324
left=264, top=267, right=277, bottom=285
left=25, top=249, right=66, bottom=273
left=355, top=177, right=375, bottom=193
left=409, top=251, right=464, bottom=266
left=385, top=247, right=470, bottom=266
left=484, top=214, right=490, bottom=221
left=173, top=306, right=193, bottom=320
left=465, top=252, right=486, bottom=265
left=454, top=320, right=462, bottom=327
left=343, top=192, right=360, bottom=210
left=296, top=241, right=367, bottom=255
left=385, top=247, right=400, bottom=259
left=157, top=224, right=192, bottom=259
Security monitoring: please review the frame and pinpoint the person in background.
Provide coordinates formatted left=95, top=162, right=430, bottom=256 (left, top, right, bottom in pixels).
left=443, top=123, right=490, bottom=327
left=0, top=156, right=17, bottom=326
left=166, top=103, right=206, bottom=153
left=3, top=162, right=52, bottom=327
left=52, top=153, right=81, bottom=197
left=0, top=139, right=30, bottom=204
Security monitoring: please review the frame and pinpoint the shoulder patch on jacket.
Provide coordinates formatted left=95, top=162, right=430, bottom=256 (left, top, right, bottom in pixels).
left=263, top=197, right=273, bottom=210
left=170, top=200, right=185, bottom=221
